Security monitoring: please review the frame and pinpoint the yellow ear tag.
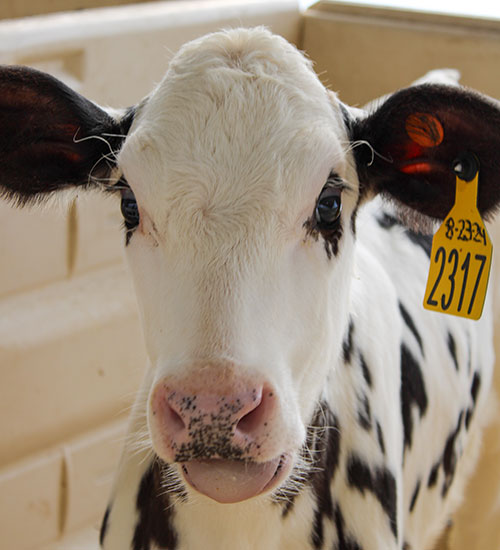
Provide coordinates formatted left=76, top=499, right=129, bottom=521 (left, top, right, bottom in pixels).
left=423, top=155, right=492, bottom=320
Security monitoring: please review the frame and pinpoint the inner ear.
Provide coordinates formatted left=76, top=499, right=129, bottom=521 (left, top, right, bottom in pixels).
left=351, top=84, right=500, bottom=220
left=0, top=65, right=134, bottom=204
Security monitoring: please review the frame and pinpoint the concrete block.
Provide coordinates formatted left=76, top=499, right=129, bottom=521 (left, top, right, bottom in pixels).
left=72, top=193, right=124, bottom=277
left=0, top=264, right=146, bottom=467
left=0, top=450, right=63, bottom=550
left=63, top=418, right=127, bottom=534
left=0, top=202, right=68, bottom=299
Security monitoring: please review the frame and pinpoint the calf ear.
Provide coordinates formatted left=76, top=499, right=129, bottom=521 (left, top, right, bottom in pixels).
left=352, top=84, right=500, bottom=220
left=0, top=65, right=131, bottom=204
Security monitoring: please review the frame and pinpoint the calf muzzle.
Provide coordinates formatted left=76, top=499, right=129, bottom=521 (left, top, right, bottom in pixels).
left=149, top=364, right=290, bottom=502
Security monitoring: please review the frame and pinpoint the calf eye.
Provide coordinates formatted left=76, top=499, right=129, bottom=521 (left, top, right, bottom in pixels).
left=120, top=187, right=140, bottom=229
left=315, top=183, right=342, bottom=230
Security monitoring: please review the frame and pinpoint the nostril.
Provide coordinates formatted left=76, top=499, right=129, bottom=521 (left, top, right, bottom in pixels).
left=165, top=402, right=186, bottom=434
left=236, top=389, right=270, bottom=435
left=237, top=405, right=264, bottom=434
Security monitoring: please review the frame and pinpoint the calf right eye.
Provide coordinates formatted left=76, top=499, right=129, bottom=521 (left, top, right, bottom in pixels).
left=315, top=184, right=342, bottom=231
left=120, top=188, right=140, bottom=229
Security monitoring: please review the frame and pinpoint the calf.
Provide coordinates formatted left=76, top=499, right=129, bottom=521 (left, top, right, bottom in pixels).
left=1, top=28, right=500, bottom=550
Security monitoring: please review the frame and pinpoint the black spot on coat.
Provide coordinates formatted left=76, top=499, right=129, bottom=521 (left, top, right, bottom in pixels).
left=465, top=408, right=473, bottom=430
left=307, top=404, right=341, bottom=548
left=274, top=403, right=340, bottom=526
left=427, top=462, right=440, bottom=488
left=447, top=332, right=459, bottom=371
left=132, top=460, right=178, bottom=550
left=334, top=504, right=363, bottom=550
left=359, top=353, right=373, bottom=388
left=346, top=454, right=398, bottom=539
left=405, top=231, right=432, bottom=258
left=399, top=302, right=424, bottom=356
left=342, top=320, right=355, bottom=364
left=376, top=421, right=386, bottom=456
left=470, top=372, right=481, bottom=406
left=377, top=212, right=399, bottom=230
left=357, top=394, right=372, bottom=431
left=464, top=372, right=482, bottom=429
left=409, top=480, right=421, bottom=512
left=400, top=343, right=428, bottom=452
left=376, top=213, right=432, bottom=257
left=442, top=411, right=464, bottom=497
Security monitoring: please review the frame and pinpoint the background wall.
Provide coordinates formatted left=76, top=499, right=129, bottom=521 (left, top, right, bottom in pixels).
left=0, top=0, right=166, bottom=20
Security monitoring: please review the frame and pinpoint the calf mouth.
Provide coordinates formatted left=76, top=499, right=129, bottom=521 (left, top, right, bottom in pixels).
left=180, top=453, right=292, bottom=503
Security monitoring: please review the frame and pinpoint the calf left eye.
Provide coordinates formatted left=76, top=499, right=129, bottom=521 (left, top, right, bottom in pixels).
left=315, top=184, right=342, bottom=230
left=120, top=187, right=140, bottom=229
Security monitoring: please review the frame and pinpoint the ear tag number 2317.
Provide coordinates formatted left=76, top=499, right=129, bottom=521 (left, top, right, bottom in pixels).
left=423, top=154, right=492, bottom=320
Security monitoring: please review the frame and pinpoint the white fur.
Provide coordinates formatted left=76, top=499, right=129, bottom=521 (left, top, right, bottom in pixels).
left=118, top=28, right=355, bottom=462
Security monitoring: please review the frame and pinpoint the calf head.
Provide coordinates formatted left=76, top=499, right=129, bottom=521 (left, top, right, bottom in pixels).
left=2, top=28, right=500, bottom=504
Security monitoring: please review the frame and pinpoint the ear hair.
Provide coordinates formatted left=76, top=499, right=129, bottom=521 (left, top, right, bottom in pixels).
left=0, top=65, right=136, bottom=206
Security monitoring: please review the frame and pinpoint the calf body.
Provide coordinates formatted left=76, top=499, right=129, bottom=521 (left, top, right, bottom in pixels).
left=102, top=198, right=493, bottom=550
left=1, top=28, right=499, bottom=550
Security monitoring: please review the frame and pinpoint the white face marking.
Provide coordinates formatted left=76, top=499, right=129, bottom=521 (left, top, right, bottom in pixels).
left=117, top=28, right=361, bottom=477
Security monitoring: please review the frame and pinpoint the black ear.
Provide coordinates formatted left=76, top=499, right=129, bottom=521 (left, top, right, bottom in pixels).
left=352, top=84, right=500, bottom=220
left=0, top=65, right=133, bottom=204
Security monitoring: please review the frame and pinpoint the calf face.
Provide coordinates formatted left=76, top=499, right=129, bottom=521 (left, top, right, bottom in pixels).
left=2, top=28, right=500, bottom=505
left=116, top=31, right=357, bottom=501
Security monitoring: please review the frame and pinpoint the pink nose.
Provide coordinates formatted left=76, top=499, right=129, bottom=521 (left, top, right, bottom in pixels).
left=149, top=367, right=277, bottom=463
